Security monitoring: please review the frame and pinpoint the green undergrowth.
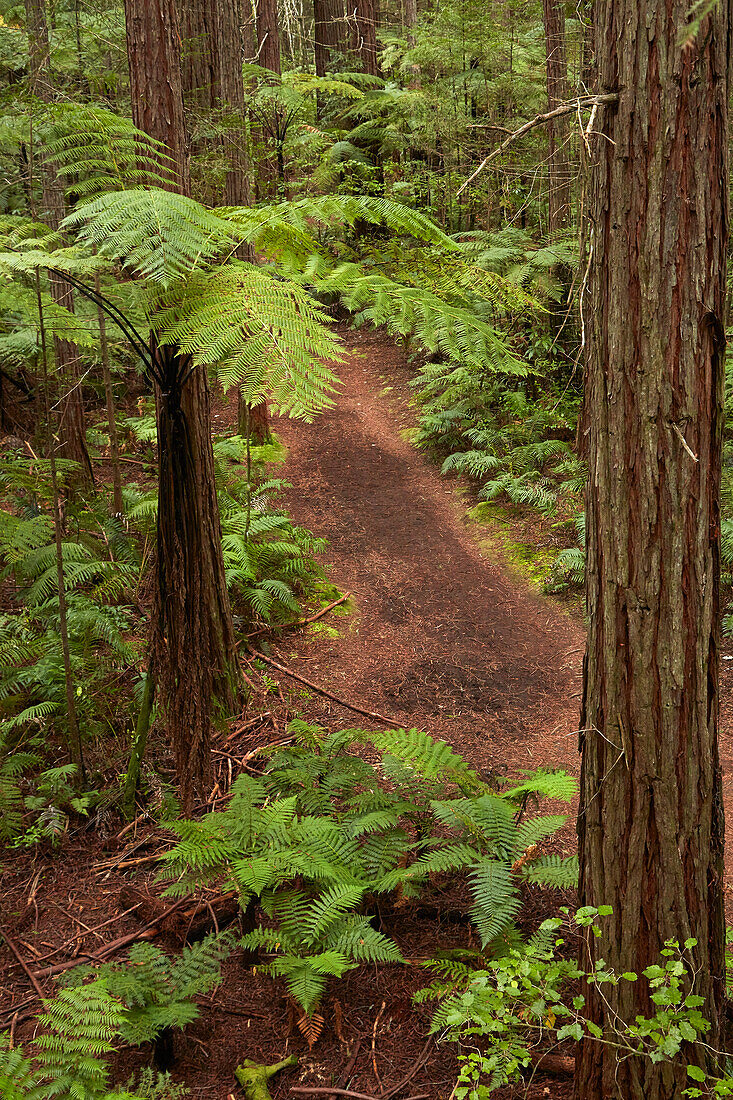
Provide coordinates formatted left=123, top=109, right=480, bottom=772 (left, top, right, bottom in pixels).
left=0, top=434, right=329, bottom=847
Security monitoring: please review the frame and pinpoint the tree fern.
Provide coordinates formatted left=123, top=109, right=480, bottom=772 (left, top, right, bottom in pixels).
left=153, top=267, right=343, bottom=417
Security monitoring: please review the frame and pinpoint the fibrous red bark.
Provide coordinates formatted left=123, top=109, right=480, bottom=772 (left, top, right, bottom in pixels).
left=576, top=1, right=731, bottom=1096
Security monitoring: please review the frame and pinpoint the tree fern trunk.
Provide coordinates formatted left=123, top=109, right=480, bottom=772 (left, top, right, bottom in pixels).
left=123, top=0, right=240, bottom=811
left=576, top=0, right=730, bottom=1095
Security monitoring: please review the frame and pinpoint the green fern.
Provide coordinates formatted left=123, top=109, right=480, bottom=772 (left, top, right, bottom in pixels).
left=0, top=982, right=187, bottom=1099
left=62, top=934, right=232, bottom=1047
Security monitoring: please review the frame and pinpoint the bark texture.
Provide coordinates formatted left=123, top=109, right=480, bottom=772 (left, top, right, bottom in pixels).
left=123, top=0, right=190, bottom=193
left=256, top=0, right=281, bottom=75
left=541, top=0, right=571, bottom=231
left=576, top=2, right=731, bottom=1097
left=124, top=0, right=239, bottom=811
left=180, top=0, right=251, bottom=205
left=25, top=0, right=92, bottom=481
left=238, top=394, right=271, bottom=444
left=152, top=342, right=239, bottom=811
left=314, top=0, right=344, bottom=76
left=351, top=0, right=380, bottom=76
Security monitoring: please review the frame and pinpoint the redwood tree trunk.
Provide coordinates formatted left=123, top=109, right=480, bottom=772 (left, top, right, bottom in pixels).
left=123, top=0, right=190, bottom=194
left=351, top=0, right=379, bottom=76
left=25, top=0, right=92, bottom=482
left=123, top=0, right=239, bottom=811
left=314, top=0, right=343, bottom=76
left=256, top=0, right=281, bottom=74
left=152, top=343, right=239, bottom=811
left=541, top=0, right=571, bottom=232
left=180, top=0, right=251, bottom=206
left=576, top=2, right=730, bottom=1097
left=238, top=393, right=271, bottom=445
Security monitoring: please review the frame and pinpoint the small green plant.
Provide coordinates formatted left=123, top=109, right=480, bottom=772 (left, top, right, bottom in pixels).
left=417, top=906, right=731, bottom=1098
left=63, top=933, right=232, bottom=1048
left=242, top=886, right=403, bottom=1042
left=160, top=722, right=577, bottom=1036
left=0, top=982, right=186, bottom=1099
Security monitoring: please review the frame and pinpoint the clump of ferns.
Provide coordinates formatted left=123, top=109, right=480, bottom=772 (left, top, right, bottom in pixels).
left=416, top=379, right=584, bottom=518
left=0, top=979, right=187, bottom=1099
left=159, top=723, right=577, bottom=1041
left=0, top=457, right=143, bottom=837
left=122, top=430, right=326, bottom=628
left=213, top=434, right=327, bottom=625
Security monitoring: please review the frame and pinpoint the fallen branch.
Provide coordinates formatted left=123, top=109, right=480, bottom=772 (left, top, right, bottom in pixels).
left=246, top=592, right=352, bottom=641
left=290, top=1092, right=428, bottom=1100
left=290, top=1090, right=379, bottom=1100
left=223, top=711, right=271, bottom=744
left=32, top=891, right=235, bottom=980
left=244, top=646, right=400, bottom=727
left=1, top=929, right=46, bottom=1000
left=456, top=93, right=619, bottom=196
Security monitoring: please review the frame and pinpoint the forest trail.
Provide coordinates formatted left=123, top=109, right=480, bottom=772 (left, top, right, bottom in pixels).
left=270, top=330, right=584, bottom=777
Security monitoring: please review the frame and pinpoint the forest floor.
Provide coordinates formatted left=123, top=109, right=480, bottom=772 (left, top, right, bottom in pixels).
left=5, top=329, right=733, bottom=1100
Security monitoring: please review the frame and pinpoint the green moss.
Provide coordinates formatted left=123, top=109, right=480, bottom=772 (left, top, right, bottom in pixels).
left=465, top=502, right=558, bottom=589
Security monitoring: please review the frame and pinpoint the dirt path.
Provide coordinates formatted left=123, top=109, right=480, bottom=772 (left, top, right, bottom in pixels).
left=271, top=330, right=584, bottom=778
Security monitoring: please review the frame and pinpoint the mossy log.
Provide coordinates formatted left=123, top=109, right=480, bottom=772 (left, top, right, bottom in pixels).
left=234, top=1055, right=298, bottom=1100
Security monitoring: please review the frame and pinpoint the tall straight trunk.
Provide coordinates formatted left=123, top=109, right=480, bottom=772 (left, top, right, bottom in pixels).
left=403, top=0, right=417, bottom=45
left=256, top=0, right=281, bottom=74
left=25, top=0, right=92, bottom=482
left=579, top=0, right=594, bottom=92
left=314, top=0, right=343, bottom=75
left=180, top=0, right=251, bottom=206
left=576, top=2, right=730, bottom=1098
left=541, top=0, right=571, bottom=232
left=123, top=0, right=190, bottom=194
left=351, top=0, right=379, bottom=76
left=123, top=0, right=239, bottom=811
left=220, top=0, right=252, bottom=206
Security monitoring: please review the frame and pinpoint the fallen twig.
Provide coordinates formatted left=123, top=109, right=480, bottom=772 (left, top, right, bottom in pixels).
left=223, top=711, right=271, bottom=744
left=371, top=1001, right=386, bottom=1092
left=381, top=1038, right=433, bottom=1100
left=246, top=592, right=352, bottom=640
left=31, top=892, right=234, bottom=980
left=1, top=929, right=47, bottom=1000
left=290, top=1092, right=428, bottom=1100
left=290, top=1090, right=380, bottom=1099
left=244, top=647, right=399, bottom=727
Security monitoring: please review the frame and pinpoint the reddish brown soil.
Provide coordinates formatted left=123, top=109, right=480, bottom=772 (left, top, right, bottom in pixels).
left=270, top=329, right=584, bottom=775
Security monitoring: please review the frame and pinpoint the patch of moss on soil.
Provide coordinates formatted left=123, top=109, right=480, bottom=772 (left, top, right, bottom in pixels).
left=465, top=501, right=571, bottom=595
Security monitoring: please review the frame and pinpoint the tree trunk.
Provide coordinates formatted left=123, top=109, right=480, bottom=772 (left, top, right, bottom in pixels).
left=541, top=0, right=571, bottom=232
left=152, top=342, right=239, bottom=812
left=220, top=0, right=252, bottom=207
left=256, top=0, right=281, bottom=75
left=403, top=0, right=417, bottom=46
left=25, top=0, right=93, bottom=483
left=238, top=394, right=271, bottom=445
left=123, top=0, right=191, bottom=194
left=123, top=0, right=240, bottom=811
left=314, top=0, right=343, bottom=76
left=180, top=0, right=251, bottom=206
left=351, top=0, right=379, bottom=76
left=576, top=2, right=730, bottom=1097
